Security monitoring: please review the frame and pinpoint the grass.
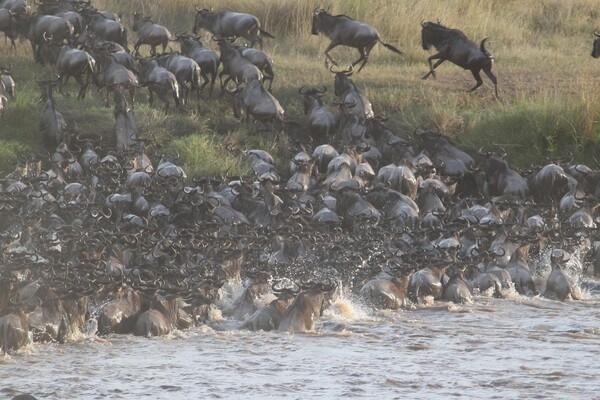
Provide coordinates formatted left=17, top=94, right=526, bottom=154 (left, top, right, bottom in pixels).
left=1, top=0, right=600, bottom=175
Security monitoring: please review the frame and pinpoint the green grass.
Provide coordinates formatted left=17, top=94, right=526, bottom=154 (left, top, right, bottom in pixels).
left=2, top=0, right=600, bottom=175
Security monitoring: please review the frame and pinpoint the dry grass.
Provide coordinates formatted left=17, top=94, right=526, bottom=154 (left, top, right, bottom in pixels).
left=1, top=0, right=600, bottom=173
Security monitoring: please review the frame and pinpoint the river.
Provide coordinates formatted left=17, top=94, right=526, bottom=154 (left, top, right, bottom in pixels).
left=2, top=277, right=600, bottom=400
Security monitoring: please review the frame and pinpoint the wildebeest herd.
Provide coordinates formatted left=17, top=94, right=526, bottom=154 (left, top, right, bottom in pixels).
left=1, top=0, right=600, bottom=361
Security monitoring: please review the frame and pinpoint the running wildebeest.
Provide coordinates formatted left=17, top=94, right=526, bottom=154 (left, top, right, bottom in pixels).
left=420, top=20, right=498, bottom=97
left=193, top=7, right=274, bottom=49
left=311, top=8, right=403, bottom=73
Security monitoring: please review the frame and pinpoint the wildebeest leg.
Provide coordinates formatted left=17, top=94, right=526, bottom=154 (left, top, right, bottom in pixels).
left=129, top=86, right=136, bottom=109
left=323, top=42, right=341, bottom=67
left=264, top=76, right=273, bottom=92
left=163, top=95, right=169, bottom=115
left=173, top=90, right=182, bottom=111
left=353, top=42, right=376, bottom=73
left=148, top=88, right=154, bottom=106
left=200, top=73, right=209, bottom=95
left=469, top=69, right=484, bottom=92
left=103, top=88, right=110, bottom=107
left=209, top=74, right=216, bottom=97
left=219, top=73, right=231, bottom=95
left=422, top=55, right=445, bottom=79
left=57, top=75, right=65, bottom=96
left=483, top=66, right=499, bottom=98
left=75, top=75, right=86, bottom=99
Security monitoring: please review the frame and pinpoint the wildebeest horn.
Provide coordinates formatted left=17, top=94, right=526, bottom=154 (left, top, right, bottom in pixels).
left=298, top=86, right=309, bottom=95
left=595, top=29, right=600, bottom=38
left=343, top=96, right=358, bottom=107
left=316, top=85, right=327, bottom=94
left=478, top=146, right=491, bottom=157
left=421, top=19, right=427, bottom=27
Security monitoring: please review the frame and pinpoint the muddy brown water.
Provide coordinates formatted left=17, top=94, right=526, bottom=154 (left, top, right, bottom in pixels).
left=2, top=274, right=600, bottom=400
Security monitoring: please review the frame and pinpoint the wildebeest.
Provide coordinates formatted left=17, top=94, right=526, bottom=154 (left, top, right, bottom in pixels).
left=138, top=57, right=181, bottom=113
left=0, top=310, right=29, bottom=353
left=544, top=249, right=582, bottom=301
left=0, top=63, right=16, bottom=99
left=592, top=30, right=600, bottom=58
left=360, top=270, right=410, bottom=310
left=193, top=7, right=274, bottom=48
left=507, top=244, right=537, bottom=296
left=0, top=93, right=6, bottom=116
left=155, top=51, right=201, bottom=107
left=229, top=78, right=285, bottom=135
left=113, top=86, right=138, bottom=150
left=0, top=0, right=28, bottom=14
left=14, top=11, right=74, bottom=62
left=28, top=291, right=88, bottom=343
left=98, top=286, right=143, bottom=334
left=55, top=42, right=96, bottom=99
left=0, top=8, right=18, bottom=48
left=84, top=11, right=128, bottom=51
left=176, top=33, right=220, bottom=96
left=132, top=11, right=172, bottom=56
left=133, top=293, right=179, bottom=337
left=408, top=262, right=448, bottom=304
left=311, top=8, right=403, bottom=73
left=242, top=287, right=296, bottom=331
left=298, top=85, right=337, bottom=145
left=36, top=0, right=84, bottom=35
left=38, top=78, right=67, bottom=151
left=420, top=20, right=497, bottom=97
left=234, top=43, right=274, bottom=91
left=216, top=37, right=263, bottom=92
left=278, top=278, right=336, bottom=333
left=93, top=46, right=138, bottom=107
left=330, top=65, right=373, bottom=122
left=481, top=150, right=529, bottom=199
left=441, top=270, right=473, bottom=304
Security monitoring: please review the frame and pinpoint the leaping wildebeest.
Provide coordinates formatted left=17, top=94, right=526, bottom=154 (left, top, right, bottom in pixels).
left=420, top=20, right=498, bottom=97
left=311, top=8, right=403, bottom=73
left=193, top=6, right=274, bottom=49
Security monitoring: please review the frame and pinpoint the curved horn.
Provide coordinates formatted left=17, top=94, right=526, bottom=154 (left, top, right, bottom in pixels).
left=298, top=86, right=309, bottom=95
left=316, top=85, right=327, bottom=94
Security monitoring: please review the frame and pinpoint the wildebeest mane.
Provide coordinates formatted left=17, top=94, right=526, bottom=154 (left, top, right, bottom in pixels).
left=421, top=20, right=471, bottom=48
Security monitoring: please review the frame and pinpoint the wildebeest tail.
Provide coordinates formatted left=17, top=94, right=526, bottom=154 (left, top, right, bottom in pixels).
left=172, top=80, right=180, bottom=100
left=87, top=56, right=97, bottom=76
left=259, top=28, right=275, bottom=39
left=192, top=65, right=202, bottom=89
left=480, top=38, right=494, bottom=61
left=378, top=39, right=403, bottom=55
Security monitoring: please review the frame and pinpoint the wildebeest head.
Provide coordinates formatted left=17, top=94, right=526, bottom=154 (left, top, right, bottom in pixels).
left=592, top=29, right=600, bottom=58
left=192, top=7, right=212, bottom=35
left=298, top=85, right=326, bottom=114
left=420, top=20, right=458, bottom=51
left=311, top=8, right=331, bottom=36
left=420, top=20, right=439, bottom=51
left=330, top=64, right=354, bottom=96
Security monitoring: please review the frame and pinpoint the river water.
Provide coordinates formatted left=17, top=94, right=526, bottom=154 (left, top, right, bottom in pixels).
left=2, top=277, right=600, bottom=400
